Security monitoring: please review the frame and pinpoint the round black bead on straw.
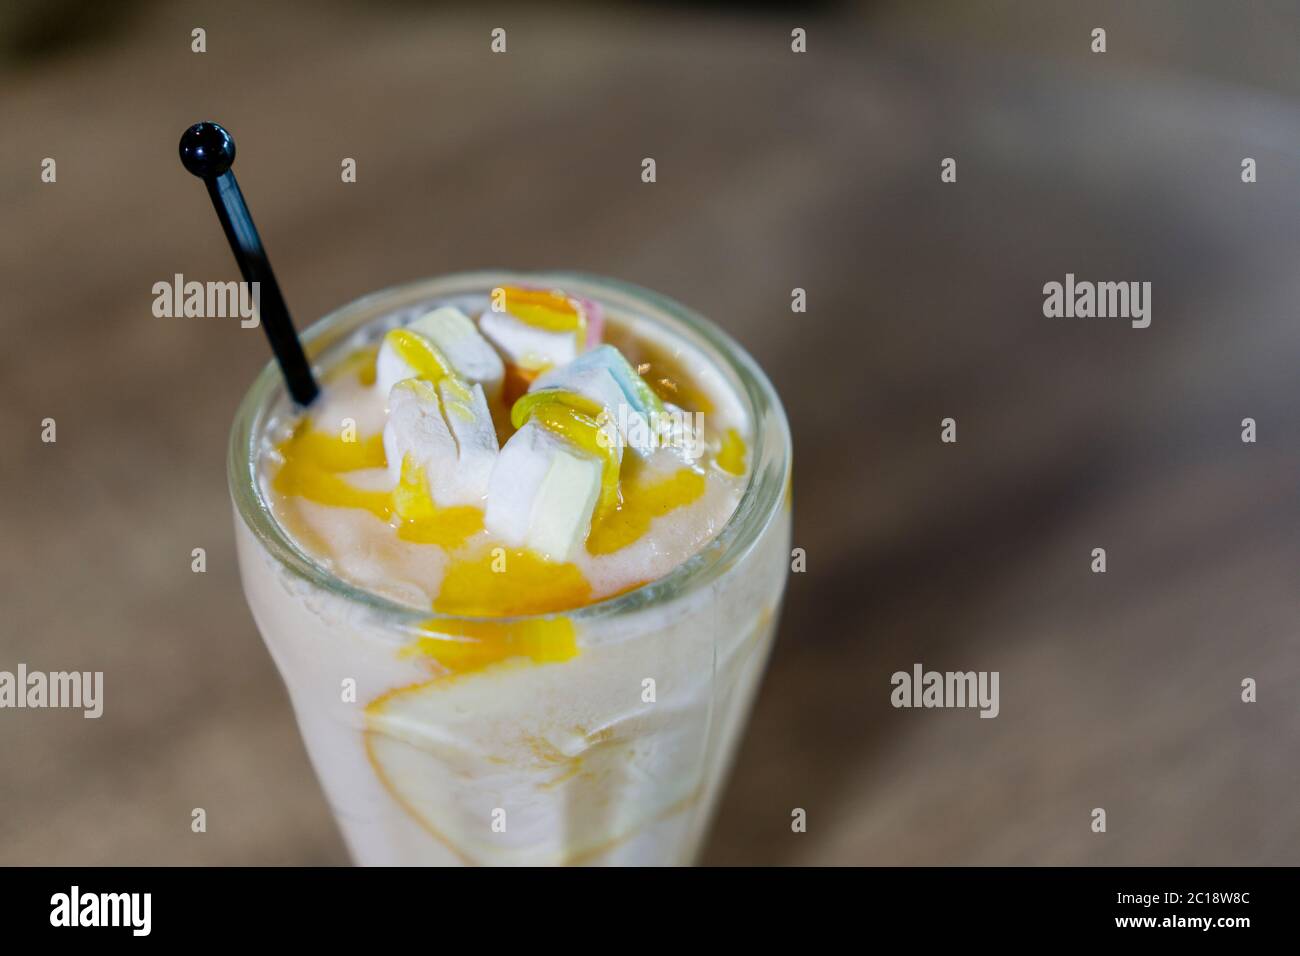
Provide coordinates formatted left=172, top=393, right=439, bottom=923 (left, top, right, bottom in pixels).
left=179, top=121, right=319, bottom=406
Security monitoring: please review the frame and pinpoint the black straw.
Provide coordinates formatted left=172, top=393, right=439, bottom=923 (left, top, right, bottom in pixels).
left=179, top=121, right=319, bottom=406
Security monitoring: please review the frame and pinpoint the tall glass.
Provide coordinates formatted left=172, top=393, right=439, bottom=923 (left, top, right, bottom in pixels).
left=229, top=272, right=792, bottom=865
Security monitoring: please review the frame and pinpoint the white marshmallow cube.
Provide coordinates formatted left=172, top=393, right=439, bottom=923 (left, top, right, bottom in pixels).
left=484, top=421, right=601, bottom=560
left=478, top=308, right=580, bottom=373
left=410, top=307, right=505, bottom=402
left=375, top=307, right=505, bottom=399
left=436, top=379, right=499, bottom=504
left=383, top=379, right=498, bottom=508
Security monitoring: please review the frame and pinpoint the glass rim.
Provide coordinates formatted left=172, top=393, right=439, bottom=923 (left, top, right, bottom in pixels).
left=228, top=270, right=791, bottom=627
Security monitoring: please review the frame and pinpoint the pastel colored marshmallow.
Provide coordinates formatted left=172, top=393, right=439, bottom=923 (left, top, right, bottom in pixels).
left=534, top=345, right=665, bottom=456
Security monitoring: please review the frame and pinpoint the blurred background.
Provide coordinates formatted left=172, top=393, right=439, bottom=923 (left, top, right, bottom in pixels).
left=2, top=0, right=1298, bottom=865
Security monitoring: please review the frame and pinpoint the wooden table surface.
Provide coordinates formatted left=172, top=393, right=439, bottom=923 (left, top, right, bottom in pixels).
left=2, top=1, right=1297, bottom=865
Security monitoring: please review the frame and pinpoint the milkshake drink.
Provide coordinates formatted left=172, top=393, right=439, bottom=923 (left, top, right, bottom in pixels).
left=230, top=272, right=791, bottom=865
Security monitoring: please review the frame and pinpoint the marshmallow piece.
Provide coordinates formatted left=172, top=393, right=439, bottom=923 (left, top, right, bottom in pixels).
left=384, top=380, right=453, bottom=482
left=438, top=378, right=498, bottom=503
left=375, top=308, right=504, bottom=399
left=484, top=421, right=601, bottom=561
left=410, top=307, right=505, bottom=402
left=531, top=364, right=625, bottom=416
left=376, top=329, right=451, bottom=397
left=535, top=345, right=665, bottom=456
left=530, top=364, right=648, bottom=458
left=478, top=309, right=580, bottom=373
left=383, top=379, right=498, bottom=508
left=563, top=344, right=664, bottom=420
left=477, top=287, right=588, bottom=373
left=576, top=296, right=605, bottom=349
left=509, top=392, right=623, bottom=510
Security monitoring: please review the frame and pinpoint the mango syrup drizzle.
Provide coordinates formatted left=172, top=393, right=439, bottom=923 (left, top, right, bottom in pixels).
left=385, top=328, right=454, bottom=381
left=716, top=427, right=746, bottom=475
left=497, top=285, right=587, bottom=352
left=270, top=423, right=484, bottom=546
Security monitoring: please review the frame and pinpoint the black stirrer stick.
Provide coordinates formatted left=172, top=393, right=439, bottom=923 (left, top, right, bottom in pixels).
left=179, top=121, right=319, bottom=406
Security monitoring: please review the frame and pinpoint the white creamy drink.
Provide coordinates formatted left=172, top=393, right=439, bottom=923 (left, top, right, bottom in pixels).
left=231, top=272, right=791, bottom=865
